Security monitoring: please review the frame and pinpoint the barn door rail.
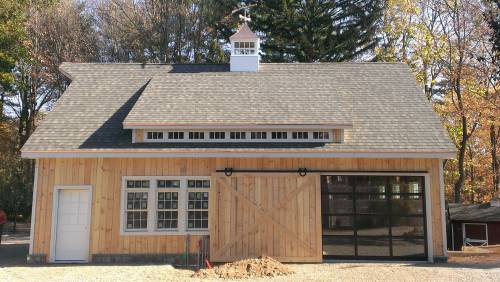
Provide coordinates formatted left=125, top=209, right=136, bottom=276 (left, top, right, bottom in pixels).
left=217, top=168, right=428, bottom=177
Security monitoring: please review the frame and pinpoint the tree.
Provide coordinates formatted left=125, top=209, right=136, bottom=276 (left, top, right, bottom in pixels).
left=0, top=0, right=26, bottom=120
left=249, top=0, right=383, bottom=62
left=96, top=0, right=227, bottom=63
left=376, top=0, right=447, bottom=100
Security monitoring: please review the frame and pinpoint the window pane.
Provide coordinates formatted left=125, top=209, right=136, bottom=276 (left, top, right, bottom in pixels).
left=392, top=238, right=425, bottom=257
left=355, top=176, right=387, bottom=193
left=356, top=215, right=389, bottom=236
left=322, top=236, right=355, bottom=256
left=391, top=197, right=423, bottom=214
left=322, top=215, right=354, bottom=235
left=321, top=194, right=353, bottom=214
left=357, top=237, right=390, bottom=256
left=355, top=194, right=388, bottom=214
left=322, top=176, right=353, bottom=193
left=391, top=216, right=425, bottom=237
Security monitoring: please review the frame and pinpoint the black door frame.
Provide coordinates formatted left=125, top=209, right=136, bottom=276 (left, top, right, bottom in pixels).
left=321, top=174, right=428, bottom=261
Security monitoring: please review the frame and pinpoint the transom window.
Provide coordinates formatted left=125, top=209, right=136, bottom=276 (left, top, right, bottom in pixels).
left=122, top=177, right=210, bottom=234
left=168, top=132, right=184, bottom=140
left=146, top=131, right=163, bottom=140
left=141, top=130, right=338, bottom=143
left=230, top=131, right=246, bottom=139
left=313, top=131, right=330, bottom=139
left=251, top=132, right=267, bottom=139
left=209, top=132, right=225, bottom=139
left=272, top=132, right=287, bottom=139
left=233, top=41, right=255, bottom=55
left=189, top=132, right=204, bottom=140
left=292, top=132, right=309, bottom=139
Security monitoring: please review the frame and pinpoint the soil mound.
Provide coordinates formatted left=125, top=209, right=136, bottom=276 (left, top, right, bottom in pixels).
left=192, top=256, right=294, bottom=279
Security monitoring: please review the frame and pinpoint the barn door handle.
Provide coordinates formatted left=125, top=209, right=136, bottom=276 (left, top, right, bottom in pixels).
left=298, top=168, right=308, bottom=177
left=224, top=167, right=233, bottom=177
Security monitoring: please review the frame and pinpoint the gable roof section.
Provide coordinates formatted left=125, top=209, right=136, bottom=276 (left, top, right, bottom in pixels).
left=21, top=62, right=456, bottom=157
left=123, top=67, right=353, bottom=128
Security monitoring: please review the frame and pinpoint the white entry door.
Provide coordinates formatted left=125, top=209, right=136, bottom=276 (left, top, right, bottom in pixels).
left=54, top=189, right=90, bottom=261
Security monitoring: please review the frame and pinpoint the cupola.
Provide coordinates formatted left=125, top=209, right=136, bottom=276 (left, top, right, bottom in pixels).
left=229, top=23, right=260, bottom=72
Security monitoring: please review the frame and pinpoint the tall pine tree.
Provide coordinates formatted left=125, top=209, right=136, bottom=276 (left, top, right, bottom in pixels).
left=249, top=0, right=383, bottom=62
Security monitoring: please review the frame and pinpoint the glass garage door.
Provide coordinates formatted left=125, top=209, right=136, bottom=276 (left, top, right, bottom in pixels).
left=321, top=175, right=427, bottom=260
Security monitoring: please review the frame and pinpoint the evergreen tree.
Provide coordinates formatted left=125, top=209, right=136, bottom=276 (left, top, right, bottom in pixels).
left=249, top=0, right=383, bottom=62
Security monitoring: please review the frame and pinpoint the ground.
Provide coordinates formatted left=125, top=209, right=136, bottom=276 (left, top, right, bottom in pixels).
left=1, top=230, right=499, bottom=282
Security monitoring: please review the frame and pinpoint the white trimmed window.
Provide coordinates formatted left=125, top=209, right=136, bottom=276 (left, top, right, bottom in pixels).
left=233, top=41, right=255, bottom=55
left=292, top=132, right=309, bottom=139
left=250, top=132, right=267, bottom=140
left=124, top=180, right=150, bottom=230
left=168, top=132, right=184, bottom=140
left=189, top=132, right=204, bottom=140
left=187, top=180, right=210, bottom=229
left=209, top=131, right=225, bottom=139
left=313, top=131, right=330, bottom=140
left=142, top=129, right=338, bottom=143
left=272, top=131, right=287, bottom=139
left=121, top=177, right=210, bottom=235
left=230, top=131, right=246, bottom=139
left=146, top=131, right=163, bottom=140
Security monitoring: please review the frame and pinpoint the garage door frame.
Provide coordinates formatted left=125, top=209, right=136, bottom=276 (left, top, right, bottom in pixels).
left=320, top=172, right=433, bottom=262
left=49, top=185, right=93, bottom=263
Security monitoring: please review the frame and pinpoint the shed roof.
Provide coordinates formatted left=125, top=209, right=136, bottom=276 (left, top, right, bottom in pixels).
left=21, top=62, right=456, bottom=156
left=449, top=203, right=500, bottom=222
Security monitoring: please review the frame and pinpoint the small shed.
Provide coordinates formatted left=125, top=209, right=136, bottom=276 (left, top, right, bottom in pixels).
left=448, top=199, right=500, bottom=250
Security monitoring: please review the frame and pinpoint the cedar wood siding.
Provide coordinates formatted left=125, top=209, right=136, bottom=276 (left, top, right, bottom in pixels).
left=32, top=157, right=445, bottom=261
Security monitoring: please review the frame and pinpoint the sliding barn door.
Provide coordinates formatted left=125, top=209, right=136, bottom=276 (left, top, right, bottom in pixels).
left=210, top=173, right=322, bottom=262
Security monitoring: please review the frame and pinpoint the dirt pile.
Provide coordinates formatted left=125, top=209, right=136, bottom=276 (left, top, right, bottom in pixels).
left=192, top=256, right=294, bottom=279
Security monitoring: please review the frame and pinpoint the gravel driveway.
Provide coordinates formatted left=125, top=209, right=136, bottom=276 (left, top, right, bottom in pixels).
left=1, top=233, right=499, bottom=282
left=1, top=261, right=499, bottom=282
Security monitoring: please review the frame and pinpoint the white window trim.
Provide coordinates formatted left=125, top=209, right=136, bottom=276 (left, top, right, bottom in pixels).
left=142, top=129, right=337, bottom=143
left=462, top=222, right=488, bottom=246
left=120, top=176, right=210, bottom=236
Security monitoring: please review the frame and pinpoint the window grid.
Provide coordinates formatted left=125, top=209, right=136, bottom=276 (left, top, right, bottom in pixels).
left=125, top=191, right=148, bottom=230
left=157, top=191, right=179, bottom=229
left=123, top=177, right=210, bottom=234
left=292, top=132, right=309, bottom=139
left=230, top=131, right=246, bottom=139
left=313, top=131, right=330, bottom=139
left=146, top=132, right=163, bottom=140
left=250, top=132, right=267, bottom=139
left=234, top=41, right=256, bottom=55
left=209, top=131, right=225, bottom=139
left=187, top=180, right=209, bottom=230
left=272, top=131, right=288, bottom=139
left=168, top=132, right=184, bottom=140
left=189, top=132, right=204, bottom=140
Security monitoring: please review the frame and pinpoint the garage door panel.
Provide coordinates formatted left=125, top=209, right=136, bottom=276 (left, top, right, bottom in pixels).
left=210, top=174, right=322, bottom=262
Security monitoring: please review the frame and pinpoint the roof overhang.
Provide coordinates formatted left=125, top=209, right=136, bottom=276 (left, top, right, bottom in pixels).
left=122, top=123, right=354, bottom=130
left=21, top=150, right=456, bottom=159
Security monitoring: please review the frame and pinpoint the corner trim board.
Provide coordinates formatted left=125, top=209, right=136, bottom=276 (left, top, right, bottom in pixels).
left=29, top=159, right=39, bottom=255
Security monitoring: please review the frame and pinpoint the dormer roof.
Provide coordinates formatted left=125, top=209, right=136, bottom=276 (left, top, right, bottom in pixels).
left=229, top=23, right=258, bottom=40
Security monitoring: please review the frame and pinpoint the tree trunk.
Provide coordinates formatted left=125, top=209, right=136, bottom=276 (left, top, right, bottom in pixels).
left=454, top=115, right=468, bottom=203
left=491, top=123, right=499, bottom=194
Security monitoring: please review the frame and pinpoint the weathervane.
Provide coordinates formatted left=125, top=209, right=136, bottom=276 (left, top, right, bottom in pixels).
left=239, top=8, right=251, bottom=23
left=231, top=4, right=255, bottom=24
